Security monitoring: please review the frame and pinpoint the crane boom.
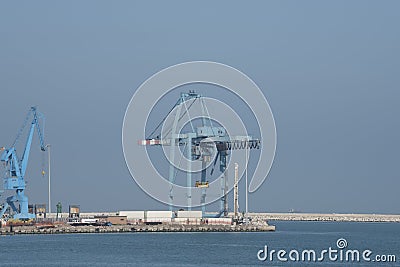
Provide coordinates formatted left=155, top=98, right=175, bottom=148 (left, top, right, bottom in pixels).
left=20, top=108, right=45, bottom=177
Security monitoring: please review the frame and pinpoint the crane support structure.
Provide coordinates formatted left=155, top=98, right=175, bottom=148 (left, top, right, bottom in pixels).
left=139, top=91, right=260, bottom=216
left=0, top=107, right=46, bottom=220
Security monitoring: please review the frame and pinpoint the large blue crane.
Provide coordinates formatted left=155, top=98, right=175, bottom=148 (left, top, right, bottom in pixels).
left=0, top=107, right=46, bottom=220
left=139, top=91, right=260, bottom=217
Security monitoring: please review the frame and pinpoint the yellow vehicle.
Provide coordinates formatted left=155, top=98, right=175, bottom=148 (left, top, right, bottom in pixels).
left=195, top=181, right=209, bottom=188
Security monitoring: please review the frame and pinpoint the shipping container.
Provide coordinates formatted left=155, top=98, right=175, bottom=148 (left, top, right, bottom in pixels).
left=176, top=210, right=202, bottom=218
left=145, top=211, right=173, bottom=223
left=205, top=218, right=232, bottom=225
left=173, top=217, right=201, bottom=225
left=119, top=211, right=145, bottom=220
left=145, top=211, right=173, bottom=218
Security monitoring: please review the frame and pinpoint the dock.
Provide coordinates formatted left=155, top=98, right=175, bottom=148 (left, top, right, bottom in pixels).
left=0, top=223, right=275, bottom=235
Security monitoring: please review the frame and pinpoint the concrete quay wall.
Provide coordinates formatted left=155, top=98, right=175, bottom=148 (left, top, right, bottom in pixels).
left=0, top=224, right=275, bottom=235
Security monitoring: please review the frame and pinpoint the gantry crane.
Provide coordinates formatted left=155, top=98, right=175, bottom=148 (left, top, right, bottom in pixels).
left=139, top=91, right=260, bottom=216
left=0, top=107, right=46, bottom=220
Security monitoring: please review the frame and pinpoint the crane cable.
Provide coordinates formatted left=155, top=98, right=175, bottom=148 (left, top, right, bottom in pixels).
left=161, top=98, right=198, bottom=138
left=12, top=109, right=31, bottom=149
left=146, top=99, right=181, bottom=139
left=41, top=151, right=46, bottom=177
left=201, top=98, right=216, bottom=135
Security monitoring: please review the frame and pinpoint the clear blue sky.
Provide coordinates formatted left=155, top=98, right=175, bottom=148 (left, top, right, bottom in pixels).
left=0, top=1, right=399, bottom=214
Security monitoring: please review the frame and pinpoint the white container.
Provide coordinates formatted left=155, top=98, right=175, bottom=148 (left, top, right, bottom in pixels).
left=176, top=210, right=202, bottom=218
left=146, top=211, right=173, bottom=218
left=119, top=211, right=145, bottom=220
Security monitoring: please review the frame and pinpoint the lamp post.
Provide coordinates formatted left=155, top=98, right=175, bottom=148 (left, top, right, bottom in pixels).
left=46, top=144, right=51, bottom=214
left=245, top=138, right=249, bottom=217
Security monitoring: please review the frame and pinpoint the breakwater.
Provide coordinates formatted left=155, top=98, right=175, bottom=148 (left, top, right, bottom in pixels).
left=250, top=212, right=400, bottom=222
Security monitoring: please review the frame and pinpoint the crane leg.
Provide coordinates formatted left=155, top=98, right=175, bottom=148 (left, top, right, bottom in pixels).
left=219, top=152, right=228, bottom=216
left=200, top=159, right=207, bottom=213
left=186, top=136, right=192, bottom=210
left=5, top=190, right=35, bottom=220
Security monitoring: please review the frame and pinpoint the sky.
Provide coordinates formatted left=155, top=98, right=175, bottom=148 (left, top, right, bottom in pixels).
left=0, top=1, right=399, bottom=214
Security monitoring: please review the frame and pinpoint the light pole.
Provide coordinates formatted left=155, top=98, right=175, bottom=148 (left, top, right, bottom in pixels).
left=245, top=139, right=248, bottom=217
left=46, top=144, right=51, bottom=215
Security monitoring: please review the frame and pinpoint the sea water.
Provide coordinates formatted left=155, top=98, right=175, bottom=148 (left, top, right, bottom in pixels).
left=0, top=221, right=399, bottom=266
